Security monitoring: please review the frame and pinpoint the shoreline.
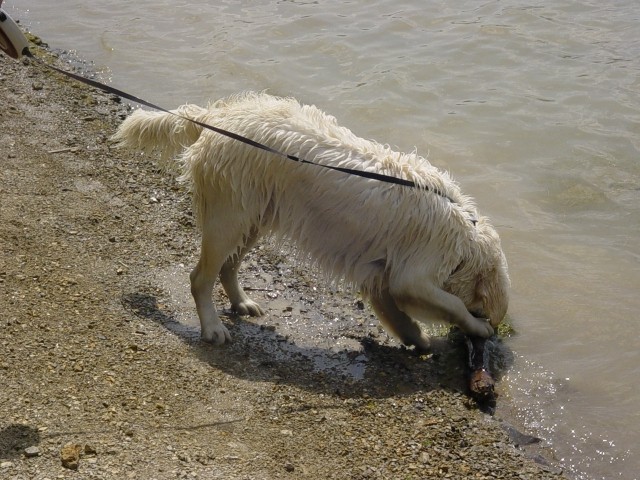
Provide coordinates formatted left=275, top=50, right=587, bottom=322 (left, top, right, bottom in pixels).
left=0, top=35, right=567, bottom=479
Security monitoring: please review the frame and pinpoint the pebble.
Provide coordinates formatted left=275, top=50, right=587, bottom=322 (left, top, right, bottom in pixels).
left=25, top=446, right=41, bottom=457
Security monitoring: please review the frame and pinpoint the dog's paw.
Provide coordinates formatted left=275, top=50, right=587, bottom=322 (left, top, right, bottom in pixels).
left=201, top=323, right=232, bottom=345
left=464, top=316, right=494, bottom=338
left=233, top=299, right=265, bottom=317
left=410, top=335, right=432, bottom=354
left=402, top=331, right=431, bottom=353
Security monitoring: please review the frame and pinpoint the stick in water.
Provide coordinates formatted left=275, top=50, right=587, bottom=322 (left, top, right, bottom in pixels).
left=466, top=335, right=496, bottom=400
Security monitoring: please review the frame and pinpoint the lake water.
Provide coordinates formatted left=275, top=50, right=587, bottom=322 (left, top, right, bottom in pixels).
left=6, top=1, right=640, bottom=478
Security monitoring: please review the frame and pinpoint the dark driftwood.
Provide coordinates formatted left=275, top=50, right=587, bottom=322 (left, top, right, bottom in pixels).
left=466, top=335, right=496, bottom=400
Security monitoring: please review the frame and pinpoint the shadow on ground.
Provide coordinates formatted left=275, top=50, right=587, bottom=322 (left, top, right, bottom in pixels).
left=122, top=289, right=514, bottom=408
left=0, top=425, right=41, bottom=460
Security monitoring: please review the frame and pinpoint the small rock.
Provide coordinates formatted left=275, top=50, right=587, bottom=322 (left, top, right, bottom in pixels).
left=284, top=462, right=295, bottom=472
left=501, top=422, right=541, bottom=447
left=84, top=444, right=97, bottom=455
left=0, top=461, right=14, bottom=469
left=60, top=442, right=83, bottom=470
left=24, top=446, right=41, bottom=458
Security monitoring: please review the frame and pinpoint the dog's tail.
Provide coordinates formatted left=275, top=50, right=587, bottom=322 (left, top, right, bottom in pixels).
left=112, top=104, right=208, bottom=163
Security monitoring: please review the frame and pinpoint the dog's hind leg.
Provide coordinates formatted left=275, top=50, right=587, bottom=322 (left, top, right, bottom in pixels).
left=190, top=217, right=246, bottom=345
left=369, top=287, right=431, bottom=352
left=219, top=227, right=265, bottom=317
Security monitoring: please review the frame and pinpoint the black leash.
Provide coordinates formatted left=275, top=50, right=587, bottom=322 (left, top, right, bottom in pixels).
left=20, top=45, right=452, bottom=202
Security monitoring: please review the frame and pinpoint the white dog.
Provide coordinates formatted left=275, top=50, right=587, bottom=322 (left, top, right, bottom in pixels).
left=113, top=92, right=509, bottom=350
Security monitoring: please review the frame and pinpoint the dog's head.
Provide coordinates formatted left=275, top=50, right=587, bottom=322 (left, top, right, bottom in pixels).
left=444, top=217, right=510, bottom=327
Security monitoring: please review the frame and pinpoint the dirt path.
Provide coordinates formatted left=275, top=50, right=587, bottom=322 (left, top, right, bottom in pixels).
left=1, top=41, right=565, bottom=479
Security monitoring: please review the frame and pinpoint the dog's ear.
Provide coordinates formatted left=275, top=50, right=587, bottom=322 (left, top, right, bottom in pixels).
left=474, top=273, right=488, bottom=304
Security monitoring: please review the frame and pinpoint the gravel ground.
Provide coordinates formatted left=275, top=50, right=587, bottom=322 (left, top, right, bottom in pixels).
left=1, top=37, right=568, bottom=479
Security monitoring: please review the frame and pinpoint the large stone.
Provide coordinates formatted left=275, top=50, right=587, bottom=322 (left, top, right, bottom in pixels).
left=60, top=443, right=83, bottom=470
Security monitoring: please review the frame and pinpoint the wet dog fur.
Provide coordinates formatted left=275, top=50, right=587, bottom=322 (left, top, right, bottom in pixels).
left=113, top=92, right=509, bottom=350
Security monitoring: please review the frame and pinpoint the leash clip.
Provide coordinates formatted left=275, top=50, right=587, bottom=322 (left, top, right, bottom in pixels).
left=0, top=6, right=30, bottom=59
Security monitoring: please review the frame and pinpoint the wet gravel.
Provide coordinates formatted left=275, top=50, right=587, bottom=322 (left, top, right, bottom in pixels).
left=0, top=39, right=567, bottom=479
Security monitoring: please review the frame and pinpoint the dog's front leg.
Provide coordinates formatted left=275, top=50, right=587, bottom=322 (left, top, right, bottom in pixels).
left=392, top=283, right=494, bottom=338
left=369, top=287, right=431, bottom=352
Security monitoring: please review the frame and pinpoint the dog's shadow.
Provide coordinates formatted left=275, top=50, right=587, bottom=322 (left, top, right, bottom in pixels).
left=0, top=424, right=40, bottom=460
left=122, top=291, right=514, bottom=405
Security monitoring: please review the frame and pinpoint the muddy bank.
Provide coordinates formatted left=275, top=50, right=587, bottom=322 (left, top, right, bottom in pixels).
left=1, top=38, right=565, bottom=479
